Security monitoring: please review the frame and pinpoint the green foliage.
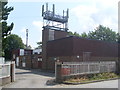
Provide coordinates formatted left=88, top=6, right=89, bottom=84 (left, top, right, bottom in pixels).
left=1, top=1, right=14, bottom=38
left=87, top=25, right=118, bottom=42
left=36, top=41, right=42, bottom=49
left=3, top=34, right=24, bottom=60
left=2, top=21, right=14, bottom=38
left=89, top=73, right=118, bottom=80
left=0, top=1, right=14, bottom=57
left=68, top=25, right=119, bottom=43
left=64, top=73, right=119, bottom=83
left=74, top=32, right=80, bottom=37
left=68, top=31, right=74, bottom=36
left=117, top=33, right=120, bottom=43
left=68, top=31, right=80, bottom=37
left=80, top=32, right=88, bottom=38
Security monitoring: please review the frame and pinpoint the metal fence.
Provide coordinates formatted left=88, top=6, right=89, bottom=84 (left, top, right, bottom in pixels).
left=0, top=63, right=10, bottom=78
left=61, top=61, right=116, bottom=76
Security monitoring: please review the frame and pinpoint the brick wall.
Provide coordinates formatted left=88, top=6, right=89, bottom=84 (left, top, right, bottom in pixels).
left=32, top=54, right=42, bottom=69
left=42, top=28, right=68, bottom=70
left=47, top=36, right=118, bottom=57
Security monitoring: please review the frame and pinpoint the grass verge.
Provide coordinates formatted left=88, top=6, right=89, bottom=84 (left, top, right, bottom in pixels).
left=63, top=72, right=120, bottom=84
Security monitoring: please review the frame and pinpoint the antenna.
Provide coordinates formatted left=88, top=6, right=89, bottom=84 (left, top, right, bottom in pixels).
left=42, top=3, right=69, bottom=31
left=53, top=4, right=55, bottom=16
left=46, top=3, right=48, bottom=12
left=42, top=5, right=44, bottom=16
left=63, top=10, right=64, bottom=17
left=26, top=29, right=28, bottom=48
left=67, top=8, right=69, bottom=18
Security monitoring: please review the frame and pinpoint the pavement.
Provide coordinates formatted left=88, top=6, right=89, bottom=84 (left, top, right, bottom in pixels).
left=1, top=68, right=119, bottom=88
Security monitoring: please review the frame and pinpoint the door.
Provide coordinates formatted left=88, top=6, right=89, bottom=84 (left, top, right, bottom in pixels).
left=83, top=52, right=91, bottom=61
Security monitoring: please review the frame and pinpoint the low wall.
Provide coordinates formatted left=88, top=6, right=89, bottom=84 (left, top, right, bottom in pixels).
left=0, top=61, right=15, bottom=86
left=47, top=56, right=118, bottom=71
left=0, top=76, right=11, bottom=86
left=55, top=61, right=117, bottom=83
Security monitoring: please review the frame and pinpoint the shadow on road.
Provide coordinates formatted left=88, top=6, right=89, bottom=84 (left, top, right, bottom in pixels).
left=15, top=68, right=55, bottom=77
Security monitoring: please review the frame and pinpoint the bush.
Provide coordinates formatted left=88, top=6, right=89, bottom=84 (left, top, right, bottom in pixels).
left=64, top=72, right=119, bottom=83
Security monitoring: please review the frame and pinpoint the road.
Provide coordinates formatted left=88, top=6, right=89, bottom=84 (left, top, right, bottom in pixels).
left=1, top=68, right=119, bottom=88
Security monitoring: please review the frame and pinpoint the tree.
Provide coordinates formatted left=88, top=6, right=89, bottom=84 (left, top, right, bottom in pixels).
left=0, top=1, right=14, bottom=57
left=68, top=31, right=80, bottom=37
left=68, top=31, right=74, bottom=36
left=117, top=33, right=120, bottom=43
left=68, top=25, right=118, bottom=43
left=80, top=32, right=88, bottom=38
left=74, top=32, right=80, bottom=37
left=36, top=42, right=42, bottom=49
left=87, top=25, right=118, bottom=42
left=1, top=1, right=14, bottom=38
left=3, top=34, right=24, bottom=60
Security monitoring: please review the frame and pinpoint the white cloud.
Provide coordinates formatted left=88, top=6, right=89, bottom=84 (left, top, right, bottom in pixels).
left=70, top=0, right=119, bottom=33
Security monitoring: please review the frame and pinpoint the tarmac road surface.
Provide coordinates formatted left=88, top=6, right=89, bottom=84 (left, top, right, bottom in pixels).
left=1, top=68, right=119, bottom=88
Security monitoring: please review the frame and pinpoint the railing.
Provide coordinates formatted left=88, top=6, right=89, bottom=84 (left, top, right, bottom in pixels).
left=0, top=63, right=10, bottom=78
left=43, top=11, right=68, bottom=23
left=61, top=61, right=116, bottom=76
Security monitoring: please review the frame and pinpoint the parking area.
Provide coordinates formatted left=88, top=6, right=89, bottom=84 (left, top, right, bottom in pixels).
left=1, top=68, right=119, bottom=88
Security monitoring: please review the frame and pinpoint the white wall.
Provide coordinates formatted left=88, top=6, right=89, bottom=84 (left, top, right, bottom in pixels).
left=33, top=49, right=42, bottom=54
left=20, top=49, right=24, bottom=56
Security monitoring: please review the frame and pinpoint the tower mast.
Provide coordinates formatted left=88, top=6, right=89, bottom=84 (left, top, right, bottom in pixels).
left=26, top=29, right=28, bottom=48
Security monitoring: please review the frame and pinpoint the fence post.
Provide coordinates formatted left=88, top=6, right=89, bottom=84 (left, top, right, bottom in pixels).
left=55, top=61, right=63, bottom=83
left=116, top=60, right=120, bottom=74
left=10, top=61, right=15, bottom=82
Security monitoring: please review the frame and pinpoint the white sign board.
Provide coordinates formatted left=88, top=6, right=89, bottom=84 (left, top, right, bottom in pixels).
left=16, top=57, right=19, bottom=67
left=20, top=49, right=24, bottom=56
left=22, top=62, right=26, bottom=67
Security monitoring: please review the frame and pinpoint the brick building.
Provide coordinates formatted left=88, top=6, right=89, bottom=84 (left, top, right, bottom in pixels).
left=12, top=3, right=119, bottom=71
left=18, top=54, right=42, bottom=69
left=12, top=48, right=42, bottom=69
left=42, top=28, right=119, bottom=71
left=12, top=49, right=33, bottom=65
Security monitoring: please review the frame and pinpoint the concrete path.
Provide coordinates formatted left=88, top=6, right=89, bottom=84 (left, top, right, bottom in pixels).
left=1, top=68, right=119, bottom=88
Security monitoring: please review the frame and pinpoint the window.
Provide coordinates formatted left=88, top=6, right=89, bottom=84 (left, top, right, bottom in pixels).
left=49, top=30, right=54, bottom=40
left=38, top=58, right=42, bottom=61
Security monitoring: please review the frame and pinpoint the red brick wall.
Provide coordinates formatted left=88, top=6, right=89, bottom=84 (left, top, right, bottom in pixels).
left=32, top=54, right=42, bottom=69
left=42, top=29, right=68, bottom=70
left=73, top=37, right=118, bottom=57
left=46, top=36, right=119, bottom=70
left=47, top=36, right=118, bottom=57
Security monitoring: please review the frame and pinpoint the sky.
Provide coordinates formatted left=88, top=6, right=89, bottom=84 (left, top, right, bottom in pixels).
left=7, top=0, right=119, bottom=49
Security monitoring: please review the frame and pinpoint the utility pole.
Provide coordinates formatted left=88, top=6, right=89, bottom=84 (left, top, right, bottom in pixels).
left=26, top=29, right=28, bottom=48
